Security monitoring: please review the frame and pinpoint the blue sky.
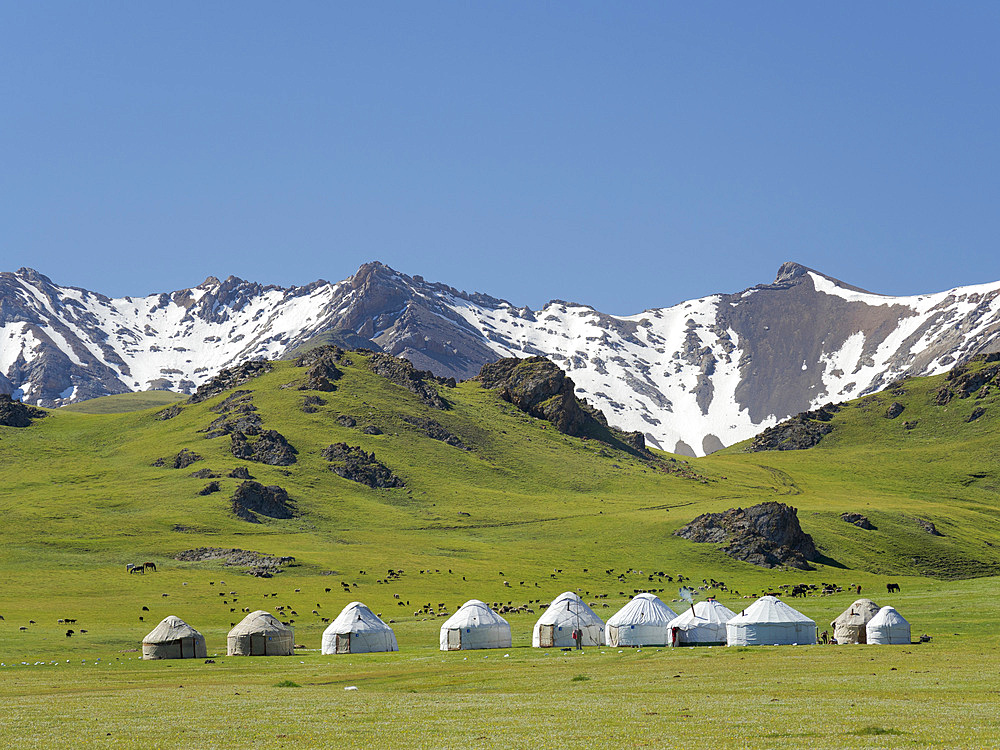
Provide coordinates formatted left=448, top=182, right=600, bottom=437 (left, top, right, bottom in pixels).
left=3, top=2, right=999, bottom=313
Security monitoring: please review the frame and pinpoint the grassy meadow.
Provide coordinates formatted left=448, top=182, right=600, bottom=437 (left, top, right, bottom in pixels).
left=1, top=351, right=999, bottom=747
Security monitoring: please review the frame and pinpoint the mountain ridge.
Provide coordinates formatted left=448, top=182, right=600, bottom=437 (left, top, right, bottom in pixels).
left=2, top=261, right=999, bottom=455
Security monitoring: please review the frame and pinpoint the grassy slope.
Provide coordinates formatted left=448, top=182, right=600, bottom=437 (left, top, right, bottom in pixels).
left=2, top=353, right=999, bottom=747
left=59, top=391, right=186, bottom=414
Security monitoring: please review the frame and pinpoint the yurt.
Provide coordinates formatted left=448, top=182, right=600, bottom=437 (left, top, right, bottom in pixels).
left=726, top=595, right=817, bottom=646
left=141, top=616, right=207, bottom=660
left=440, top=600, right=511, bottom=651
left=831, top=599, right=880, bottom=644
left=227, top=610, right=294, bottom=656
left=866, top=606, right=911, bottom=645
left=532, top=592, right=605, bottom=648
left=322, top=602, right=397, bottom=654
left=605, top=593, right=678, bottom=647
left=666, top=599, right=737, bottom=646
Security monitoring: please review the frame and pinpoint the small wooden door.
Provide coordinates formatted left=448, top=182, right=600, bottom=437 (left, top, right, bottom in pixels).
left=336, top=634, right=351, bottom=654
left=446, top=629, right=461, bottom=650
left=251, top=633, right=266, bottom=655
left=539, top=624, right=555, bottom=647
left=181, top=637, right=195, bottom=658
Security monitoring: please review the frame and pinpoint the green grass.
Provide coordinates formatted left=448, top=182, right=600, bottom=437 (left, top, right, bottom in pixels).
left=59, top=390, right=186, bottom=414
left=2, top=351, right=1000, bottom=746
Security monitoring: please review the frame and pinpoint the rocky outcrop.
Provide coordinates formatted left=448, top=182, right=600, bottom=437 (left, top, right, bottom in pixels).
left=189, top=468, right=219, bottom=479
left=174, top=547, right=295, bottom=577
left=368, top=352, right=452, bottom=409
left=228, top=466, right=253, bottom=479
left=198, top=481, right=221, bottom=496
left=155, top=404, right=182, bottom=420
left=934, top=355, right=1000, bottom=405
left=0, top=394, right=47, bottom=427
left=188, top=361, right=272, bottom=404
left=841, top=512, right=876, bottom=530
left=230, top=481, right=295, bottom=522
left=674, top=502, right=819, bottom=569
left=230, top=429, right=297, bottom=466
left=968, top=406, right=986, bottom=422
left=916, top=518, right=943, bottom=536
left=746, top=405, right=839, bottom=452
left=152, top=448, right=202, bottom=469
left=885, top=402, right=905, bottom=419
left=402, top=415, right=468, bottom=450
left=301, top=395, right=326, bottom=413
left=322, top=443, right=403, bottom=488
left=203, top=391, right=261, bottom=438
left=295, top=347, right=343, bottom=392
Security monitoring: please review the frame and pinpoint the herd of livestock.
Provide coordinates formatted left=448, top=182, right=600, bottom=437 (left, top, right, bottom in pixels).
left=140, top=591, right=914, bottom=659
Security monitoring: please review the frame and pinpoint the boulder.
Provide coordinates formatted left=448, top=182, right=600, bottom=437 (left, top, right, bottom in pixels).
left=884, top=402, right=905, bottom=419
left=674, top=502, right=819, bottom=569
left=841, top=512, right=876, bottom=530
left=0, top=394, right=46, bottom=428
left=230, top=481, right=295, bottom=522
left=152, top=449, right=202, bottom=469
left=230, top=429, right=298, bottom=466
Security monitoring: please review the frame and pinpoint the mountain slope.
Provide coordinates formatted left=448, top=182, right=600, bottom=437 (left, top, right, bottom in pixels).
left=3, top=262, right=1000, bottom=455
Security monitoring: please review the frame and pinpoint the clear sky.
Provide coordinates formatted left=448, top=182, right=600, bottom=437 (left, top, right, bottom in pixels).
left=3, top=2, right=999, bottom=314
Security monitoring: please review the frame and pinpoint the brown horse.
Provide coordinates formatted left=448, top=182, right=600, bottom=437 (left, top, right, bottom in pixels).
left=143, top=562, right=157, bottom=573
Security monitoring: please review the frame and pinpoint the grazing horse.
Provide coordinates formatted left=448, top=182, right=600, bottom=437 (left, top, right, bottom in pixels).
left=143, top=562, right=157, bottom=573
left=886, top=582, right=901, bottom=593
left=129, top=565, right=144, bottom=575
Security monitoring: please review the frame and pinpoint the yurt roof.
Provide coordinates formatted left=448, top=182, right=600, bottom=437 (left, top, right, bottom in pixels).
left=228, top=610, right=291, bottom=637
left=868, top=606, right=909, bottom=628
left=606, top=593, right=678, bottom=628
left=143, top=615, right=202, bottom=643
left=831, top=598, right=880, bottom=627
left=326, top=602, right=392, bottom=635
left=667, top=599, right=737, bottom=629
left=536, top=592, right=604, bottom=627
left=441, top=600, right=508, bottom=630
left=728, top=595, right=815, bottom=625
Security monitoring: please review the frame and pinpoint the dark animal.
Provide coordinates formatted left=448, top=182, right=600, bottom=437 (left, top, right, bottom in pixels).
left=887, top=582, right=901, bottom=593
left=143, top=562, right=157, bottom=572
left=129, top=566, right=144, bottom=575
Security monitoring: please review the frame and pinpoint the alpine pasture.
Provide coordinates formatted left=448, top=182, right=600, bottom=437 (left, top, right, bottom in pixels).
left=2, top=352, right=999, bottom=748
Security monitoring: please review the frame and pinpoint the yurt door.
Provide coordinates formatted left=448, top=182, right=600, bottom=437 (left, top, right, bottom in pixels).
left=539, top=624, right=555, bottom=648
left=181, top=637, right=195, bottom=659
left=446, top=629, right=461, bottom=650
left=251, top=633, right=266, bottom=655
left=336, top=634, right=351, bottom=654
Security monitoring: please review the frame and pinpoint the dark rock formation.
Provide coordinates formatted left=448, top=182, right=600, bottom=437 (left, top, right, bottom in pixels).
left=189, top=468, right=219, bottom=479
left=361, top=425, right=383, bottom=435
left=934, top=357, right=1000, bottom=406
left=152, top=448, right=202, bottom=469
left=301, top=395, right=326, bottom=413
left=0, top=394, right=47, bottom=427
left=174, top=547, right=294, bottom=577
left=230, top=429, right=297, bottom=466
left=297, top=351, right=342, bottom=392
left=916, top=518, right=943, bottom=536
left=156, top=404, right=182, bottom=420
left=336, top=415, right=357, bottom=428
left=904, top=420, right=919, bottom=430
left=202, top=391, right=261, bottom=438
left=746, top=405, right=839, bottom=452
left=369, top=352, right=452, bottom=409
left=968, top=406, right=986, bottom=423
left=841, top=512, right=876, bottom=530
left=479, top=356, right=594, bottom=436
left=188, top=361, right=272, bottom=404
left=198, top=481, right=221, bottom=496
left=674, top=502, right=819, bottom=569
left=322, top=442, right=404, bottom=488
left=884, top=402, right=905, bottom=419
left=228, top=466, right=254, bottom=479
left=402, top=415, right=468, bottom=450
left=230, top=481, right=295, bottom=522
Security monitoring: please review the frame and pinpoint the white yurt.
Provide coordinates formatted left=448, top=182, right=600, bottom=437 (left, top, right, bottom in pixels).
left=142, top=615, right=207, bottom=660
left=322, top=602, right=398, bottom=655
left=532, top=592, right=605, bottom=648
left=666, top=599, right=737, bottom=646
left=227, top=610, right=294, bottom=656
left=831, top=599, right=881, bottom=644
left=866, top=606, right=911, bottom=645
left=605, top=593, right=678, bottom=647
left=726, top=595, right=817, bottom=646
left=440, top=600, right=511, bottom=651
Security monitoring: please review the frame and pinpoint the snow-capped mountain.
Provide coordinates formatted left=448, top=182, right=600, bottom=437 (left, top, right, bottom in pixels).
left=3, top=261, right=1000, bottom=455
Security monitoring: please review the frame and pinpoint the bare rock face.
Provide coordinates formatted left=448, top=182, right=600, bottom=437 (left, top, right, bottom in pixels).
left=917, top=518, right=943, bottom=536
left=674, top=502, right=819, bottom=569
left=174, top=547, right=294, bottom=577
left=746, top=405, right=839, bottom=452
left=0, top=394, right=46, bottom=427
left=203, top=391, right=261, bottom=438
left=402, top=415, right=468, bottom=450
left=479, top=356, right=594, bottom=437
left=322, top=442, right=403, bottom=488
left=188, top=361, right=272, bottom=404
left=230, top=429, right=297, bottom=466
left=368, top=352, right=452, bottom=409
left=294, top=346, right=343, bottom=392
left=841, top=512, right=876, bottom=530
left=152, top=448, right=202, bottom=469
left=230, top=481, right=295, bottom=522
left=885, top=402, right=905, bottom=419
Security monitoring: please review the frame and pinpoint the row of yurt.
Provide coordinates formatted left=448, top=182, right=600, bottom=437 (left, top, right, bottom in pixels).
left=142, top=596, right=911, bottom=659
